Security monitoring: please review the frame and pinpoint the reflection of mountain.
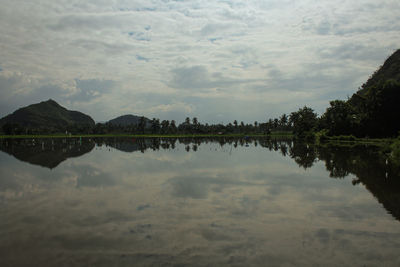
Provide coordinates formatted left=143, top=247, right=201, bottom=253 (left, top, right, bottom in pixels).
left=0, top=138, right=95, bottom=169
left=106, top=139, right=142, bottom=152
left=96, top=137, right=172, bottom=153
left=112, top=142, right=141, bottom=152
left=268, top=140, right=400, bottom=222
left=317, top=145, right=400, bottom=221
left=96, top=138, right=150, bottom=153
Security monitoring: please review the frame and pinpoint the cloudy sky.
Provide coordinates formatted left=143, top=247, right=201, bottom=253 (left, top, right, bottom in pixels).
left=0, top=0, right=399, bottom=123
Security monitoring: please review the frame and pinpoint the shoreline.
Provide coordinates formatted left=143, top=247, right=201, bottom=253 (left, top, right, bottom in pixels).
left=0, top=133, right=393, bottom=143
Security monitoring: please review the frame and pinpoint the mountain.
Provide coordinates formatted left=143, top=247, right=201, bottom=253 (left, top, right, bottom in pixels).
left=356, top=49, right=400, bottom=97
left=320, top=49, right=400, bottom=138
left=0, top=99, right=95, bottom=133
left=107, top=114, right=151, bottom=126
left=348, top=49, right=400, bottom=137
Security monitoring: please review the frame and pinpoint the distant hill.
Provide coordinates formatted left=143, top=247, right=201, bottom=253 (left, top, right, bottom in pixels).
left=0, top=99, right=95, bottom=134
left=107, top=114, right=151, bottom=127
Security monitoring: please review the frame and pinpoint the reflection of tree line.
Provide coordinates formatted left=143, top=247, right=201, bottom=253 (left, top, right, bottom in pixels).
left=95, top=136, right=295, bottom=154
left=1, top=137, right=399, bottom=221
left=265, top=139, right=400, bottom=221
left=98, top=137, right=400, bottom=221
left=317, top=144, right=400, bottom=221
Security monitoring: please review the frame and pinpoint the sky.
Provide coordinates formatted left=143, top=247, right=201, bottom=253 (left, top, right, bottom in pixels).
left=0, top=0, right=399, bottom=124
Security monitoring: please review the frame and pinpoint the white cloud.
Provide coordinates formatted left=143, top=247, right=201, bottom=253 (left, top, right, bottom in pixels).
left=0, top=0, right=399, bottom=123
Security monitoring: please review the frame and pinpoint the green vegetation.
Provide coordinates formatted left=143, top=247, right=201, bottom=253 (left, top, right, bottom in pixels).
left=390, top=137, right=400, bottom=166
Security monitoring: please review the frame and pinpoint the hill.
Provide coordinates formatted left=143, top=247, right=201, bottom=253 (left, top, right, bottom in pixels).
left=325, top=49, right=400, bottom=138
left=356, top=49, right=400, bottom=96
left=0, top=99, right=95, bottom=134
left=107, top=114, right=151, bottom=126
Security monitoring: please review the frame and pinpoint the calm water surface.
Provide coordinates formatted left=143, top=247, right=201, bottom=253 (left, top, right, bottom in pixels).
left=0, top=137, right=399, bottom=266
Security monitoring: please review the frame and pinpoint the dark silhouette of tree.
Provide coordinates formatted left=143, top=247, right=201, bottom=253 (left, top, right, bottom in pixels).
left=289, top=106, right=318, bottom=137
left=279, top=114, right=288, bottom=130
left=170, top=120, right=177, bottom=133
left=319, top=100, right=357, bottom=136
left=151, top=118, right=160, bottom=134
left=138, top=116, right=146, bottom=134
left=161, top=120, right=170, bottom=134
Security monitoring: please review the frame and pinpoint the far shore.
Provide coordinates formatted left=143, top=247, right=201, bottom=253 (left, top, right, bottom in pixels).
left=0, top=133, right=395, bottom=144
left=0, top=133, right=281, bottom=139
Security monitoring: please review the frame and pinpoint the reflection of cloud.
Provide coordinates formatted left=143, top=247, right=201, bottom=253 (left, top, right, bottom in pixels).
left=315, top=228, right=330, bottom=245
left=75, top=165, right=116, bottom=188
left=168, top=174, right=252, bottom=199
left=169, top=175, right=209, bottom=199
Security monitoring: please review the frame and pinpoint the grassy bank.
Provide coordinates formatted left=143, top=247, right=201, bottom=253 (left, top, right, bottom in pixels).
left=313, top=130, right=395, bottom=146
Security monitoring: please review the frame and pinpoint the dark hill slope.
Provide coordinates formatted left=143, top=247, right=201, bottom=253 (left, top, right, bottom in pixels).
left=0, top=99, right=95, bottom=133
left=357, top=49, right=400, bottom=96
left=107, top=114, right=150, bottom=126
left=348, top=49, right=400, bottom=137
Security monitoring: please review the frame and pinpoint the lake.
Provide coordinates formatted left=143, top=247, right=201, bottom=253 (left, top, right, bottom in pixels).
left=1, top=137, right=399, bottom=266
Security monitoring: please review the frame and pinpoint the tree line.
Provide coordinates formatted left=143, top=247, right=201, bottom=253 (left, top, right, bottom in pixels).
left=2, top=79, right=399, bottom=138
left=85, top=114, right=293, bottom=135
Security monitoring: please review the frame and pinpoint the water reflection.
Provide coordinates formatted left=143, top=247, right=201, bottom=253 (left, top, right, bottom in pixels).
left=1, top=137, right=400, bottom=266
left=1, top=137, right=399, bottom=221
left=0, top=138, right=94, bottom=169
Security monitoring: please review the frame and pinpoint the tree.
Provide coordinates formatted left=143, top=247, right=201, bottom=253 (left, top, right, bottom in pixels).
left=240, top=121, right=245, bottom=133
left=170, top=120, right=177, bottom=133
left=192, top=117, right=199, bottom=133
left=2, top=123, right=24, bottom=135
left=151, top=118, right=160, bottom=134
left=161, top=120, right=170, bottom=134
left=273, top=118, right=279, bottom=129
left=185, top=117, right=191, bottom=125
left=279, top=114, right=288, bottom=129
left=138, top=116, right=146, bottom=134
left=320, top=100, right=357, bottom=136
left=363, top=80, right=400, bottom=137
left=289, top=106, right=318, bottom=136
